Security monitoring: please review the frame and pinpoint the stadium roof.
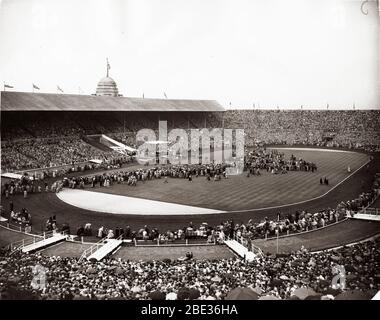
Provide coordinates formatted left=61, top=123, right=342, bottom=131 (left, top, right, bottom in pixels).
left=0, top=91, right=225, bottom=112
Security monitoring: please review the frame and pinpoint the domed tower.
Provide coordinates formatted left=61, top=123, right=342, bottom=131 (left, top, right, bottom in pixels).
left=95, top=58, right=120, bottom=97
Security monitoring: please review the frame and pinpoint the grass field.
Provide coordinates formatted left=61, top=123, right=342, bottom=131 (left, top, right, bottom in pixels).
left=86, top=149, right=369, bottom=211
left=112, top=244, right=235, bottom=261
left=24, top=239, right=235, bottom=260
left=39, top=241, right=92, bottom=257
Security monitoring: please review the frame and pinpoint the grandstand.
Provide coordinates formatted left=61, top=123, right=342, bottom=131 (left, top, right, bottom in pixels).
left=0, top=91, right=224, bottom=174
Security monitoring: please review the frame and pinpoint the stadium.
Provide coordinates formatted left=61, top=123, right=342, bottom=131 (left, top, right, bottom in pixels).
left=1, top=0, right=380, bottom=303
left=1, top=70, right=380, bottom=301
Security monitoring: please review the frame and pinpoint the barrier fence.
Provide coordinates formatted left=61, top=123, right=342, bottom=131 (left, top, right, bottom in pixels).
left=5, top=230, right=67, bottom=253
left=360, top=207, right=380, bottom=216
left=133, top=237, right=216, bottom=247
left=0, top=220, right=32, bottom=234
left=354, top=193, right=380, bottom=217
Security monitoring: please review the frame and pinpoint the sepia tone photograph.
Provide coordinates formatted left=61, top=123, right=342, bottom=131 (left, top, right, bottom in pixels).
left=0, top=0, right=379, bottom=311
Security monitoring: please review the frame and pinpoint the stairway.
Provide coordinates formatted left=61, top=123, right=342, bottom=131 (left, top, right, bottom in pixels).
left=82, top=135, right=114, bottom=152
left=87, top=239, right=123, bottom=261
left=224, top=239, right=258, bottom=262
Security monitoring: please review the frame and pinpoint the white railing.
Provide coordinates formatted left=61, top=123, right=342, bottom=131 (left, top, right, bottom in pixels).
left=133, top=237, right=215, bottom=247
left=0, top=221, right=29, bottom=233
left=6, top=230, right=66, bottom=253
left=7, top=235, right=42, bottom=253
left=78, top=234, right=123, bottom=262
left=353, top=192, right=380, bottom=217
left=359, top=207, right=380, bottom=216
left=79, top=237, right=108, bottom=262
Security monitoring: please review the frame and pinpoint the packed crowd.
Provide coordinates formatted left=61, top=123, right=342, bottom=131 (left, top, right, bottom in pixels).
left=0, top=238, right=379, bottom=300
left=61, top=147, right=316, bottom=191
left=2, top=110, right=379, bottom=173
left=223, top=110, right=380, bottom=150
left=62, top=162, right=233, bottom=190
left=72, top=208, right=342, bottom=244
left=10, top=207, right=31, bottom=228
left=1, top=136, right=131, bottom=173
left=76, top=222, right=218, bottom=243
left=245, top=147, right=317, bottom=174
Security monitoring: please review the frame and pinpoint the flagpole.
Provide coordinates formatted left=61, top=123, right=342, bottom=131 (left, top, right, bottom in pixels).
left=106, top=58, right=110, bottom=77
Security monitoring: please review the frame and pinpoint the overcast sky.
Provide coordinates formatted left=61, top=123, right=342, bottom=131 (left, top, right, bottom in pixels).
left=0, top=0, right=379, bottom=109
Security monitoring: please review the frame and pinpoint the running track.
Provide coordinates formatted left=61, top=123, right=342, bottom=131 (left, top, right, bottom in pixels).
left=1, top=150, right=379, bottom=252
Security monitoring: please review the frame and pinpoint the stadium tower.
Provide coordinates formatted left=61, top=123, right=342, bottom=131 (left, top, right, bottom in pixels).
left=95, top=58, right=120, bottom=97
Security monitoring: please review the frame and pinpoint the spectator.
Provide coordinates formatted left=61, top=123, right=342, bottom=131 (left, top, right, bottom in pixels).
left=0, top=238, right=378, bottom=300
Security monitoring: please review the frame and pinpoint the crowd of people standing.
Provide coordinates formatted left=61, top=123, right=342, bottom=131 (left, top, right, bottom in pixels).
left=0, top=238, right=379, bottom=300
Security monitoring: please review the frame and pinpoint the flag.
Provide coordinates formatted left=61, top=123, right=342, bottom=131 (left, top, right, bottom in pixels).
left=57, top=86, right=64, bottom=93
left=106, top=58, right=111, bottom=77
left=4, top=84, right=13, bottom=89
left=164, top=92, right=167, bottom=99
left=32, top=83, right=40, bottom=90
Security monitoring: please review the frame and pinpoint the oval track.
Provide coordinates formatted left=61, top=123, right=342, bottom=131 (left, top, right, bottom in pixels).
left=0, top=151, right=378, bottom=238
